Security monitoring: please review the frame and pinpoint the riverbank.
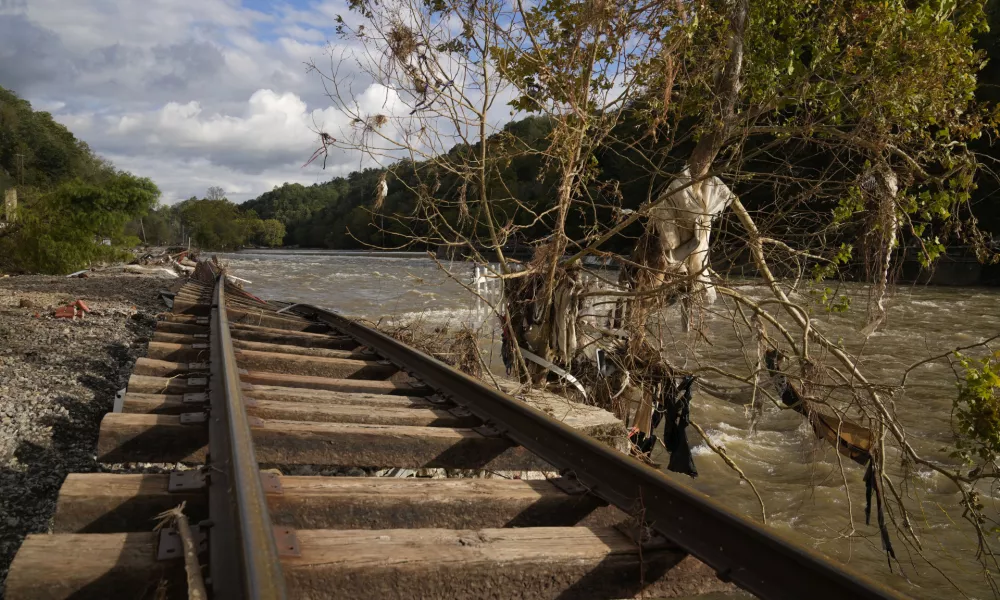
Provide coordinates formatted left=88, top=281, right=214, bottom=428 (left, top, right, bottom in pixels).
left=0, top=273, right=169, bottom=591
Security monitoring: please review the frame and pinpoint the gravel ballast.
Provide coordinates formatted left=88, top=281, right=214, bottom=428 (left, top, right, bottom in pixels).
left=0, top=273, right=166, bottom=593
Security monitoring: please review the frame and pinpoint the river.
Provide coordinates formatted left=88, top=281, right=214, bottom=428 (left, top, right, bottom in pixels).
left=221, top=249, right=999, bottom=599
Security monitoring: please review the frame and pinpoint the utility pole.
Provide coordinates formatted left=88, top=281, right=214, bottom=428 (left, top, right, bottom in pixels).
left=14, top=154, right=24, bottom=186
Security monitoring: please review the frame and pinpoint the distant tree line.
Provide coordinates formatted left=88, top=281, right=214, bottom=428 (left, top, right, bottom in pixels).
left=0, top=85, right=161, bottom=274
left=132, top=190, right=285, bottom=250
left=242, top=116, right=581, bottom=250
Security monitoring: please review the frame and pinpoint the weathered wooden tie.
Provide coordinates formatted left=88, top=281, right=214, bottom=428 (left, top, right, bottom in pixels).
left=7, top=527, right=721, bottom=600
left=53, top=474, right=623, bottom=533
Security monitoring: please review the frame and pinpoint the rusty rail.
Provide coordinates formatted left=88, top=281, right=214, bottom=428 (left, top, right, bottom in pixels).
left=207, top=275, right=288, bottom=599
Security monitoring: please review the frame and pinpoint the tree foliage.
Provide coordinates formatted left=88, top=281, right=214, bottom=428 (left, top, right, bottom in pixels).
left=0, top=85, right=160, bottom=274
left=137, top=189, right=287, bottom=250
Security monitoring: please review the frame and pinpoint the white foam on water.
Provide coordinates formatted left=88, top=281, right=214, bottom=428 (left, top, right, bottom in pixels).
left=397, top=307, right=490, bottom=327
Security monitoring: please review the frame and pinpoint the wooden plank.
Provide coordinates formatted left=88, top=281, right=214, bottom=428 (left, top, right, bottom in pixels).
left=232, top=339, right=368, bottom=360
left=156, top=313, right=204, bottom=324
left=153, top=321, right=207, bottom=336
left=97, top=414, right=207, bottom=464
left=265, top=419, right=552, bottom=470
left=246, top=385, right=434, bottom=403
left=4, top=533, right=182, bottom=599
left=6, top=528, right=728, bottom=599
left=500, top=382, right=629, bottom=452
left=287, top=527, right=726, bottom=599
left=230, top=321, right=347, bottom=340
left=150, top=331, right=202, bottom=344
left=242, top=371, right=426, bottom=395
left=96, top=414, right=551, bottom=470
left=53, top=474, right=621, bottom=533
left=170, top=298, right=210, bottom=316
left=229, top=325, right=358, bottom=349
left=126, top=374, right=206, bottom=395
left=120, top=394, right=198, bottom=414
left=53, top=474, right=206, bottom=533
left=145, top=341, right=211, bottom=363
left=227, top=308, right=330, bottom=332
left=236, top=349, right=397, bottom=379
left=271, top=476, right=622, bottom=530
left=131, top=358, right=205, bottom=378
left=249, top=401, right=477, bottom=426
left=122, top=396, right=476, bottom=427
left=171, top=290, right=210, bottom=301
left=170, top=296, right=327, bottom=331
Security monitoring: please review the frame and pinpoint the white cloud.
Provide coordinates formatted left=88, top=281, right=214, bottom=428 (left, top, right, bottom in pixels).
left=101, top=85, right=404, bottom=162
left=56, top=84, right=405, bottom=203
left=2, top=0, right=515, bottom=205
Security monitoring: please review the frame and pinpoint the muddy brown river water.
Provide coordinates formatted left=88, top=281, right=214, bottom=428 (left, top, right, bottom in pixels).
left=223, top=249, right=999, bottom=599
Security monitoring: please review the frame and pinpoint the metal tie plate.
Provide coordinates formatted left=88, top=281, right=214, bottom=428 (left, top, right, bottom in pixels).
left=273, top=527, right=301, bottom=557
left=157, top=526, right=207, bottom=561
left=549, top=475, right=590, bottom=496
left=448, top=406, right=473, bottom=418
left=168, top=470, right=207, bottom=492
left=473, top=424, right=503, bottom=438
left=260, top=471, right=283, bottom=494
left=182, top=392, right=208, bottom=405
left=179, top=412, right=208, bottom=424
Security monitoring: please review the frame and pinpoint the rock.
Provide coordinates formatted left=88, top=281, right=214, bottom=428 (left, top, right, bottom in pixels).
left=0, top=273, right=162, bottom=587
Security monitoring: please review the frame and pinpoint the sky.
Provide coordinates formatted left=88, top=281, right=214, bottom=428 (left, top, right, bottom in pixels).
left=0, top=0, right=408, bottom=204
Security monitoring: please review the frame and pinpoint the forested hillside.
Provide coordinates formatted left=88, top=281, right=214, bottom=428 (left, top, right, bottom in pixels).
left=0, top=86, right=160, bottom=273
left=241, top=116, right=562, bottom=249
left=245, top=105, right=1000, bottom=253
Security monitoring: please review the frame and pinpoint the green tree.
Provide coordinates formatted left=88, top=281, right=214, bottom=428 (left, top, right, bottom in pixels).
left=0, top=172, right=159, bottom=273
left=257, top=219, right=285, bottom=247
left=179, top=198, right=247, bottom=250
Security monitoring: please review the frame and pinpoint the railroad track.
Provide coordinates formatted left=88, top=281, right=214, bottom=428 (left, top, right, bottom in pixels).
left=5, top=267, right=907, bottom=599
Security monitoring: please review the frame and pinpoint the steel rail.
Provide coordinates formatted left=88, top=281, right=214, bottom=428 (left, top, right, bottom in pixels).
left=208, top=276, right=288, bottom=599
left=298, top=304, right=909, bottom=600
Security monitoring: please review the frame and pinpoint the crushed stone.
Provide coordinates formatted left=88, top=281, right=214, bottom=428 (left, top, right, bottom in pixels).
left=0, top=273, right=164, bottom=592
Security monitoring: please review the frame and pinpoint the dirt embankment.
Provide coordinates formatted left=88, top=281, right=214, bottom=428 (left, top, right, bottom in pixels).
left=0, top=273, right=166, bottom=591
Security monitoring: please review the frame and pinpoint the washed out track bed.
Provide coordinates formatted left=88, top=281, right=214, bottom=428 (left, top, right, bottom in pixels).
left=3, top=268, right=902, bottom=600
